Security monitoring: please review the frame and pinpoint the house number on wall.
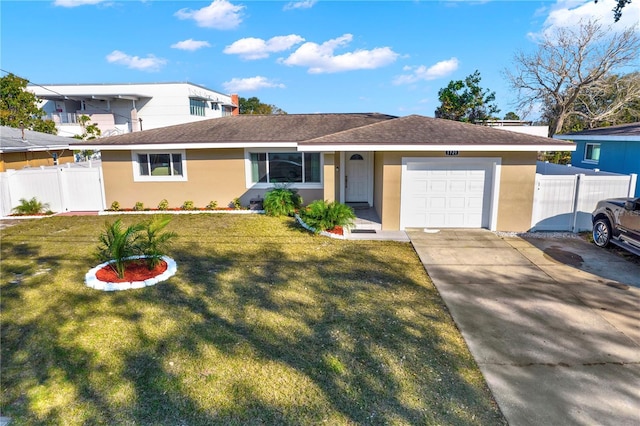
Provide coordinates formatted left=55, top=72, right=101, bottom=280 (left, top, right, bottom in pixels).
left=445, top=151, right=459, bottom=156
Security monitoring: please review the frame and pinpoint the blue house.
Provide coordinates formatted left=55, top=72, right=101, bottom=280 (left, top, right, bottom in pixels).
left=554, top=122, right=640, bottom=196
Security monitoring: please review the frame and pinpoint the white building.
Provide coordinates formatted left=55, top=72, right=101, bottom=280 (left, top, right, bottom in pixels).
left=28, top=82, right=238, bottom=138
left=482, top=120, right=549, bottom=138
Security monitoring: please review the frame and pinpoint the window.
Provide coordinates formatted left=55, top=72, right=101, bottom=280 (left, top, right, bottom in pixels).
left=133, top=151, right=187, bottom=181
left=584, top=143, right=601, bottom=163
left=249, top=151, right=321, bottom=185
left=190, top=98, right=206, bottom=116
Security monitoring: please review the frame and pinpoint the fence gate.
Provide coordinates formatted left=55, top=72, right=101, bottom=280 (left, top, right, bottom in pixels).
left=531, top=173, right=636, bottom=232
left=0, top=165, right=106, bottom=216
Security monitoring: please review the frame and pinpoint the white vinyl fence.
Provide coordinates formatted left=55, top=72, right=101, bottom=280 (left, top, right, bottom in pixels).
left=0, top=164, right=106, bottom=217
left=531, top=172, right=637, bottom=232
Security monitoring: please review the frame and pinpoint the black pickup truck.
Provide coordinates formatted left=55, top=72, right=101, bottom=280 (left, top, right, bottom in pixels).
left=592, top=197, right=640, bottom=256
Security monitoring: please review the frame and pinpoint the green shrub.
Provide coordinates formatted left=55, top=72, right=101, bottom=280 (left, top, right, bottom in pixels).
left=133, top=201, right=144, bottom=211
left=109, top=201, right=120, bottom=211
left=157, top=199, right=170, bottom=210
left=181, top=200, right=196, bottom=210
left=299, top=200, right=355, bottom=233
left=232, top=198, right=243, bottom=210
left=263, top=185, right=303, bottom=217
left=12, top=197, right=50, bottom=215
left=140, top=216, right=177, bottom=269
left=206, top=200, right=218, bottom=210
left=96, top=219, right=145, bottom=278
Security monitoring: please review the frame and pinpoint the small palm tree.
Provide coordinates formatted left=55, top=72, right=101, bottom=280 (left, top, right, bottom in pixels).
left=140, top=216, right=177, bottom=269
left=12, top=197, right=50, bottom=215
left=96, top=219, right=145, bottom=278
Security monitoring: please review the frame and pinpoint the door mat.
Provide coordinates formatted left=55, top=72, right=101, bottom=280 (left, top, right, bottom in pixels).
left=350, top=229, right=377, bottom=234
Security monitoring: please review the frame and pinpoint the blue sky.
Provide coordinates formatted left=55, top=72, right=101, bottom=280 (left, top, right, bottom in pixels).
left=1, top=0, right=638, bottom=118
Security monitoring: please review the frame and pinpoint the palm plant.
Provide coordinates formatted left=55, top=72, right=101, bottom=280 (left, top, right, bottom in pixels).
left=12, top=197, right=50, bottom=215
left=140, top=216, right=177, bottom=269
left=96, top=219, right=145, bottom=278
left=263, top=184, right=303, bottom=217
left=299, top=200, right=355, bottom=233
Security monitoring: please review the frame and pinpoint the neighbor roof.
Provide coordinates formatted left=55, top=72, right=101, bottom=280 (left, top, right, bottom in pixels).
left=1, top=126, right=73, bottom=153
left=554, top=122, right=640, bottom=142
left=73, top=113, right=575, bottom=152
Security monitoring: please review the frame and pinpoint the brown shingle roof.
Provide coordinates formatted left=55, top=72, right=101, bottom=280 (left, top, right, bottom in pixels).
left=300, top=115, right=572, bottom=147
left=71, top=113, right=574, bottom=149
left=71, top=113, right=397, bottom=146
left=557, top=122, right=640, bottom=137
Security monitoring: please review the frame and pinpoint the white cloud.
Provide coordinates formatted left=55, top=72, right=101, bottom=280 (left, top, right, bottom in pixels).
left=222, top=76, right=285, bottom=92
left=281, top=34, right=399, bottom=74
left=393, top=58, right=459, bottom=85
left=530, top=0, right=640, bottom=39
left=171, top=39, right=212, bottom=51
left=224, top=35, right=305, bottom=60
left=175, top=0, right=244, bottom=30
left=106, top=50, right=167, bottom=72
left=283, top=0, right=317, bottom=11
left=54, top=0, right=107, bottom=7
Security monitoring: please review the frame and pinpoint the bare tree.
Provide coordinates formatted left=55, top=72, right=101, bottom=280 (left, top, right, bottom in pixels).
left=506, top=20, right=639, bottom=136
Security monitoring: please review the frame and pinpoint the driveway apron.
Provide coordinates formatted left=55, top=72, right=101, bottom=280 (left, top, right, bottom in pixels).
left=407, top=229, right=640, bottom=426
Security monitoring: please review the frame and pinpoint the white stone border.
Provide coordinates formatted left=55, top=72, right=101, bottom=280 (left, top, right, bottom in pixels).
left=295, top=214, right=346, bottom=240
left=99, top=210, right=264, bottom=216
left=85, top=255, right=177, bottom=291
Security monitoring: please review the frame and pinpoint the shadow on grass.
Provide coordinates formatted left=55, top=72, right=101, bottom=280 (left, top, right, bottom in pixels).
left=1, top=215, right=505, bottom=425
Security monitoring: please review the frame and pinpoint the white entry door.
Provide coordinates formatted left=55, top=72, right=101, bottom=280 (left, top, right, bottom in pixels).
left=345, top=152, right=370, bottom=202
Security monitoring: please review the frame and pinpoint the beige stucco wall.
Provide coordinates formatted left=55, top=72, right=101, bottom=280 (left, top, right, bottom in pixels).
left=375, top=151, right=537, bottom=232
left=0, top=150, right=74, bottom=172
left=323, top=153, right=335, bottom=202
left=101, top=149, right=323, bottom=210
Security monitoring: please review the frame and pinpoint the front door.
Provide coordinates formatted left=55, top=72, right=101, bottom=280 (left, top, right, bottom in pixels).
left=345, top=152, right=369, bottom=202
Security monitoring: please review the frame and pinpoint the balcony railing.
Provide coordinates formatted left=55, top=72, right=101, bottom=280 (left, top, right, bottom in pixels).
left=48, top=112, right=79, bottom=124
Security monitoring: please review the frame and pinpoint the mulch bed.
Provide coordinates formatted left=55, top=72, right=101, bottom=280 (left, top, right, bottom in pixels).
left=96, top=259, right=168, bottom=283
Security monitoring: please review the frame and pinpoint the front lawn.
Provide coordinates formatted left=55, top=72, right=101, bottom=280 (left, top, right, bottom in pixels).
left=1, top=214, right=505, bottom=425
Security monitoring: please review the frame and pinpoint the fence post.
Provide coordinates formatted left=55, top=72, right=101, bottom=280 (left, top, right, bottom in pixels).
left=629, top=174, right=637, bottom=197
left=57, top=167, right=68, bottom=212
left=571, top=174, right=585, bottom=233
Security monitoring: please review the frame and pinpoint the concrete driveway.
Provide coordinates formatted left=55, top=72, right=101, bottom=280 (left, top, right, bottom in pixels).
left=407, top=229, right=640, bottom=426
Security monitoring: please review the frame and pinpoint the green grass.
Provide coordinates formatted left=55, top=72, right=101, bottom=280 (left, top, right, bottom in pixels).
left=1, top=214, right=506, bottom=425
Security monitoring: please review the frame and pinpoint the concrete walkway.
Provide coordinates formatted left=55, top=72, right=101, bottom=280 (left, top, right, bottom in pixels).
left=407, top=229, right=640, bottom=426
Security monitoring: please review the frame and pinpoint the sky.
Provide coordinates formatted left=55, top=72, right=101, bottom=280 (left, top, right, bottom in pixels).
left=1, top=0, right=639, bottom=119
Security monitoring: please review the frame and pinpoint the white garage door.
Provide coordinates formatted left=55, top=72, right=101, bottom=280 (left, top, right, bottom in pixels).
left=401, top=159, right=496, bottom=229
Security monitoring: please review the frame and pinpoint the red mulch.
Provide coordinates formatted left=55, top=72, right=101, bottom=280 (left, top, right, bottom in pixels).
left=325, top=225, right=344, bottom=235
left=96, top=259, right=168, bottom=283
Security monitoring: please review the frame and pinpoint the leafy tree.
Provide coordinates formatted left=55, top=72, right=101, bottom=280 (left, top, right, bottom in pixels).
left=434, top=70, right=500, bottom=123
left=239, top=96, right=287, bottom=115
left=506, top=20, right=639, bottom=136
left=74, top=114, right=102, bottom=140
left=0, top=73, right=57, bottom=134
left=595, top=0, right=631, bottom=22
left=503, top=112, right=520, bottom=120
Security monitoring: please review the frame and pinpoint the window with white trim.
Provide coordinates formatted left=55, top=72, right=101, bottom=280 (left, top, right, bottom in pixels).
left=132, top=151, right=187, bottom=182
left=248, top=151, right=321, bottom=185
left=584, top=143, right=601, bottom=163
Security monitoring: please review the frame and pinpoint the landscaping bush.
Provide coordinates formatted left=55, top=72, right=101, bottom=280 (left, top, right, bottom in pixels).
left=263, top=184, right=303, bottom=217
left=299, top=200, right=355, bottom=233
left=133, top=201, right=144, bottom=211
left=181, top=200, right=195, bottom=210
left=206, top=200, right=218, bottom=210
left=232, top=198, right=243, bottom=210
left=109, top=201, right=120, bottom=211
left=12, top=197, right=50, bottom=215
left=157, top=199, right=170, bottom=210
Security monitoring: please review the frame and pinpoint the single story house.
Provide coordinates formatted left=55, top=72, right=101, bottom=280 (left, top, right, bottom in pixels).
left=554, top=122, right=640, bottom=196
left=0, top=126, right=75, bottom=172
left=73, top=113, right=575, bottom=232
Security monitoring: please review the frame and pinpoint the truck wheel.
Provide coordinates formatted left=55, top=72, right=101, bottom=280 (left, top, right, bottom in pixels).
left=592, top=218, right=611, bottom=247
